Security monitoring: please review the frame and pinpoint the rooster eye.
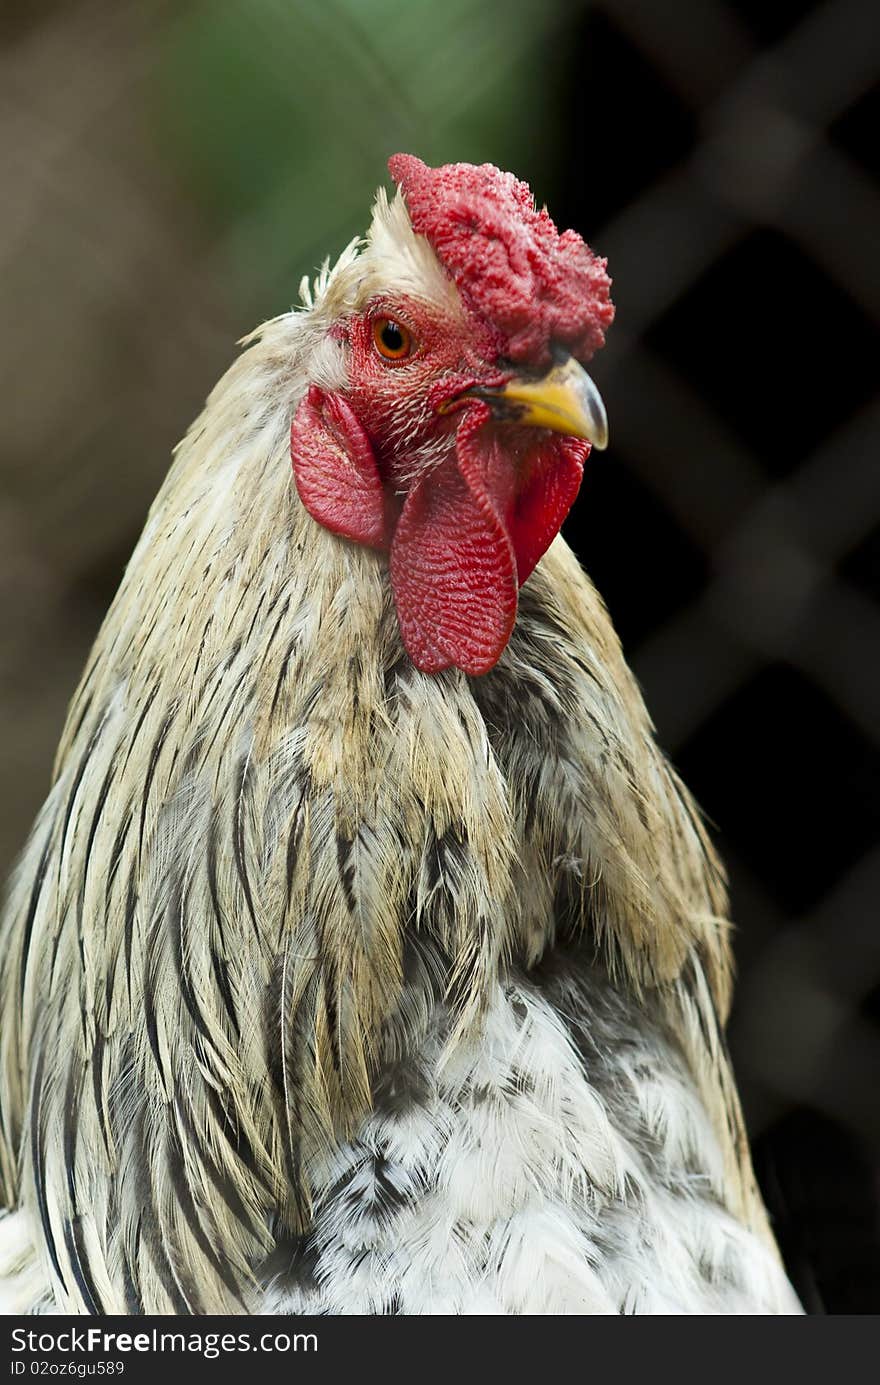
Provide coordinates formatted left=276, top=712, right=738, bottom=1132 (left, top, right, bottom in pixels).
left=372, top=317, right=412, bottom=361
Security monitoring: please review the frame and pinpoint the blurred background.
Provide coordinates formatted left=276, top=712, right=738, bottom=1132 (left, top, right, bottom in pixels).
left=1, top=0, right=878, bottom=1312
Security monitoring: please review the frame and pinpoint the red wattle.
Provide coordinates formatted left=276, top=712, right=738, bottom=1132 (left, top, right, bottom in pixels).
left=389, top=405, right=587, bottom=675
left=506, top=436, right=588, bottom=583
left=389, top=424, right=518, bottom=677
left=455, top=408, right=588, bottom=584
left=292, top=390, right=588, bottom=677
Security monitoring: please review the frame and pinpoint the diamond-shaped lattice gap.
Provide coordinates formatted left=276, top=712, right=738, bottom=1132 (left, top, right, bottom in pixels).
left=837, top=525, right=880, bottom=605
left=732, top=0, right=826, bottom=45
left=830, top=82, right=880, bottom=179
left=564, top=453, right=709, bottom=650
left=751, top=1106, right=880, bottom=1315
left=674, top=662, right=880, bottom=915
left=859, top=979, right=880, bottom=1026
left=556, top=9, right=697, bottom=231
left=644, top=229, right=880, bottom=480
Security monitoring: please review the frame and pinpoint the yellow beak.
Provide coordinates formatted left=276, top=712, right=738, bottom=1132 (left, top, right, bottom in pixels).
left=472, top=355, right=608, bottom=450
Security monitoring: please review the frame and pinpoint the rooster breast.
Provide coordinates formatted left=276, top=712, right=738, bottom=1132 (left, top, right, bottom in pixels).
left=261, top=957, right=800, bottom=1315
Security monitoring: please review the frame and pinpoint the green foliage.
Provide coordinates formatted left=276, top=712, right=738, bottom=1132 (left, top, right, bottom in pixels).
left=155, top=0, right=572, bottom=314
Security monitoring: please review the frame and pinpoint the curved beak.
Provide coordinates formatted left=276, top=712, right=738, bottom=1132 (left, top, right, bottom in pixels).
left=468, top=354, right=608, bottom=450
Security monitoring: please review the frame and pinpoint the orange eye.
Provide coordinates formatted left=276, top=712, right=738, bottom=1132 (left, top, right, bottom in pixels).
left=372, top=317, right=413, bottom=361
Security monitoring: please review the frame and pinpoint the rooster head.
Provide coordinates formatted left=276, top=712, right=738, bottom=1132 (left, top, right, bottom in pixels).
left=291, top=154, right=614, bottom=676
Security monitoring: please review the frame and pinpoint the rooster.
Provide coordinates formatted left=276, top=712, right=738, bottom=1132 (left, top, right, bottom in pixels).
left=0, top=155, right=801, bottom=1315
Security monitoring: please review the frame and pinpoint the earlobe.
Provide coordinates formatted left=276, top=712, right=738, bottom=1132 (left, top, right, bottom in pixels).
left=291, top=385, right=391, bottom=549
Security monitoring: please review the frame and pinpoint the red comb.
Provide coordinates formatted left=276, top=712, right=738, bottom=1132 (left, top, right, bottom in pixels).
left=388, top=154, right=614, bottom=366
